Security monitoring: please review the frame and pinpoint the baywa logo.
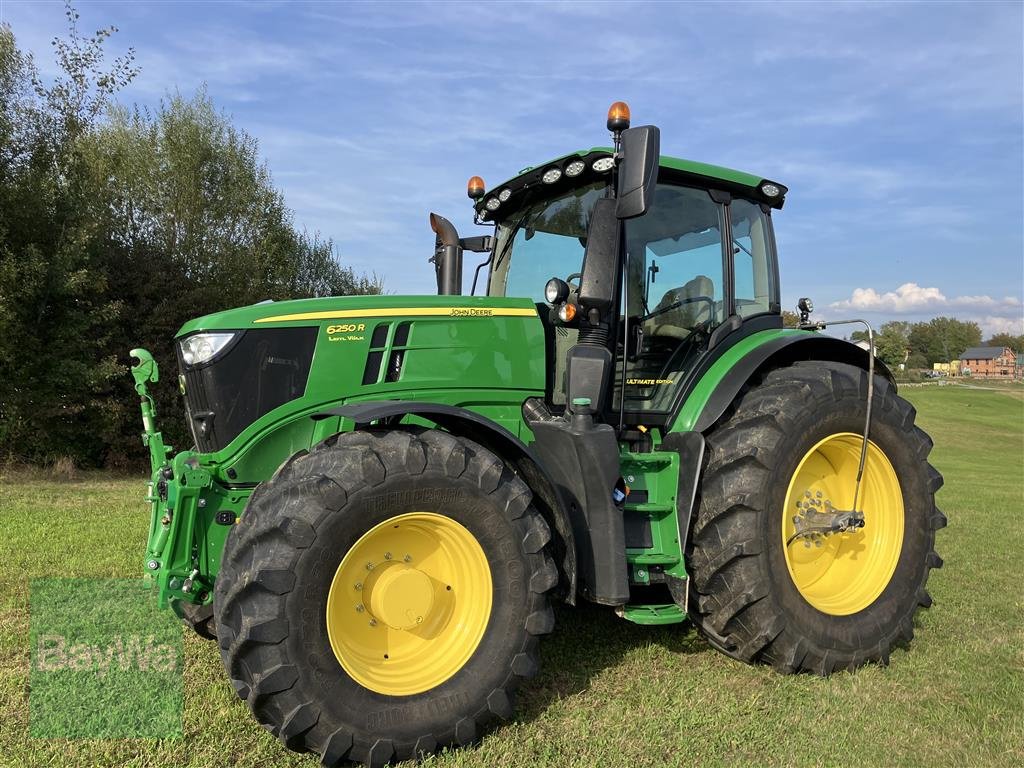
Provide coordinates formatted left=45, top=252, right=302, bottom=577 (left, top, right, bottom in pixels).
left=35, top=633, right=178, bottom=677
left=29, top=578, right=183, bottom=738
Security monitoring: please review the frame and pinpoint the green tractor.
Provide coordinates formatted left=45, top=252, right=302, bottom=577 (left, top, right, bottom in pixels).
left=130, top=102, right=944, bottom=766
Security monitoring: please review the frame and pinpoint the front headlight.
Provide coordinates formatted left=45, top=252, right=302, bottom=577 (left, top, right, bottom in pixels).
left=180, top=332, right=236, bottom=366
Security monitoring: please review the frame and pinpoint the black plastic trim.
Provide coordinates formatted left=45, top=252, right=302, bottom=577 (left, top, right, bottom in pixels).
left=370, top=323, right=389, bottom=348
left=361, top=351, right=384, bottom=386
left=393, top=321, right=411, bottom=348
left=661, top=430, right=705, bottom=561
left=767, top=212, right=782, bottom=313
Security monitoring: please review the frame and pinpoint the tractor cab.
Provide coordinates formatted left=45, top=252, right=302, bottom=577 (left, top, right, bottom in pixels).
left=437, top=102, right=787, bottom=432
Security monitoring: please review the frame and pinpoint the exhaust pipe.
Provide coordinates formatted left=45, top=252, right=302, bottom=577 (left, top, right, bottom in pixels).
left=429, top=213, right=463, bottom=296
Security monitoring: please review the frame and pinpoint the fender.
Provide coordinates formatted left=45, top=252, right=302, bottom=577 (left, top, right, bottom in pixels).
left=672, top=330, right=894, bottom=434
left=313, top=401, right=578, bottom=604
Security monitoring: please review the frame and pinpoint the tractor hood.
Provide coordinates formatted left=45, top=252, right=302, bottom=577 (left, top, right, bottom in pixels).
left=173, top=293, right=546, bottom=463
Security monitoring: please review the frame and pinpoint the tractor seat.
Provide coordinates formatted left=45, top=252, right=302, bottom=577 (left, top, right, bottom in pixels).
left=643, top=275, right=715, bottom=341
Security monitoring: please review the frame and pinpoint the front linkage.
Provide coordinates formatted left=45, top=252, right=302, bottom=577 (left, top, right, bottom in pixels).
left=131, top=349, right=242, bottom=616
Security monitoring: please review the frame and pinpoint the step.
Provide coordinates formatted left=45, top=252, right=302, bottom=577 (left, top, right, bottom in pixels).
left=623, top=502, right=675, bottom=515
left=616, top=603, right=687, bottom=626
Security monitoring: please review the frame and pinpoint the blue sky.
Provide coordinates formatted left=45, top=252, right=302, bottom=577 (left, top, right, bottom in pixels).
left=3, top=0, right=1022, bottom=336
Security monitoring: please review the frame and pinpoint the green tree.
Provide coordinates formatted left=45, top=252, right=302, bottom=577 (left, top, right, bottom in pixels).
left=1, top=7, right=380, bottom=467
left=82, top=93, right=381, bottom=462
left=906, top=352, right=928, bottom=370
left=875, top=321, right=912, bottom=368
left=846, top=323, right=910, bottom=367
left=908, top=317, right=982, bottom=366
left=985, top=332, right=1024, bottom=351
left=0, top=12, right=137, bottom=465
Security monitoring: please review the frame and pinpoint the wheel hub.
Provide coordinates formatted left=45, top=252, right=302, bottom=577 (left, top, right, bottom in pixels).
left=325, top=511, right=493, bottom=696
left=366, top=565, right=435, bottom=630
left=781, top=433, right=904, bottom=616
left=789, top=491, right=866, bottom=547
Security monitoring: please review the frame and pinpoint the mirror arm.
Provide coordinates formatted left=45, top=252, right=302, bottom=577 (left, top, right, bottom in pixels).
left=469, top=253, right=493, bottom=296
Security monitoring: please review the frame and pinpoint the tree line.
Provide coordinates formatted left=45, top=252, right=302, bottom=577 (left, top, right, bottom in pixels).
left=849, top=318, right=1019, bottom=370
left=0, top=7, right=380, bottom=469
left=781, top=311, right=1018, bottom=370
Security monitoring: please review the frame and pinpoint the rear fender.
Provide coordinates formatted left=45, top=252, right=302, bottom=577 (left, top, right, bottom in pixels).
left=675, top=332, right=893, bottom=434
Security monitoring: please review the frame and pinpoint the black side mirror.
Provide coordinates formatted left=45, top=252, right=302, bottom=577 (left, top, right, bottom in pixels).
left=578, top=197, right=620, bottom=316
left=615, top=125, right=660, bottom=220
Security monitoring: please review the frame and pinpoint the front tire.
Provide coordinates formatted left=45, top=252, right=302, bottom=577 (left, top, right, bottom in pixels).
left=176, top=600, right=217, bottom=640
left=687, top=361, right=946, bottom=674
left=214, top=429, right=557, bottom=766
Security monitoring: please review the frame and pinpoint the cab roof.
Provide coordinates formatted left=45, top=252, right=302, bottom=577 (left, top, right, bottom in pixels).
left=473, top=147, right=786, bottom=221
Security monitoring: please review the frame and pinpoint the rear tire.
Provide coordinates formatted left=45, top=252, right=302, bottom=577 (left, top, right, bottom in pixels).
left=214, top=428, right=556, bottom=766
left=687, top=361, right=946, bottom=674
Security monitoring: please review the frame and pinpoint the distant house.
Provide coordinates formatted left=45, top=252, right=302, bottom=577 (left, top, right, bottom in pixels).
left=959, top=346, right=1017, bottom=378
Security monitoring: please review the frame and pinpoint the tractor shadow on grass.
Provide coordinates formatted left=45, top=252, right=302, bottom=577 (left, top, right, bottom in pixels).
left=512, top=601, right=711, bottom=724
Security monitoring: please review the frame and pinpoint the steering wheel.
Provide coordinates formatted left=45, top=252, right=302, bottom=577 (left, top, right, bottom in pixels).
left=566, top=272, right=582, bottom=291
left=640, top=295, right=715, bottom=322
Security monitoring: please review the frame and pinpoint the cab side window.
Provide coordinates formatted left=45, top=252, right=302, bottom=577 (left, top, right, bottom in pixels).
left=628, top=184, right=726, bottom=338
left=730, top=199, right=775, bottom=318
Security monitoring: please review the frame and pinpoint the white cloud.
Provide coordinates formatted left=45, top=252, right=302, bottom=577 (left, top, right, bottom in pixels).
left=831, top=282, right=1022, bottom=314
left=979, top=316, right=1024, bottom=337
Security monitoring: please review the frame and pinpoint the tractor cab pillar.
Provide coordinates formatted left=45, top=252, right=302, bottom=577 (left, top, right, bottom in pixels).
left=528, top=123, right=661, bottom=605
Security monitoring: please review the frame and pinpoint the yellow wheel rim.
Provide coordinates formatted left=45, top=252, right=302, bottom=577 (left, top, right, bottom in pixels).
left=782, top=433, right=903, bottom=616
left=325, top=512, right=492, bottom=696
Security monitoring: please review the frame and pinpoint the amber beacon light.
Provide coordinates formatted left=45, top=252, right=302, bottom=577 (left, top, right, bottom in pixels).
left=467, top=176, right=486, bottom=200
left=607, top=101, right=631, bottom=132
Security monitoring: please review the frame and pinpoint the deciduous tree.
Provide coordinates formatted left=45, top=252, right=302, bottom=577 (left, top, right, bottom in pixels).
left=0, top=8, right=379, bottom=467
left=908, top=317, right=982, bottom=366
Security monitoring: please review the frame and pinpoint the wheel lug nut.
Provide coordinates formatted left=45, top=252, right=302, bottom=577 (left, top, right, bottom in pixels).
left=369, top=619, right=377, bottom=627
left=384, top=552, right=392, bottom=560
left=404, top=554, right=412, bottom=563
left=356, top=604, right=364, bottom=613
left=354, top=582, right=363, bottom=590
left=366, top=562, right=374, bottom=571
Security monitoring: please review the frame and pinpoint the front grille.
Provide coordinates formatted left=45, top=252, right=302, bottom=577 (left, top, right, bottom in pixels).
left=178, top=327, right=317, bottom=453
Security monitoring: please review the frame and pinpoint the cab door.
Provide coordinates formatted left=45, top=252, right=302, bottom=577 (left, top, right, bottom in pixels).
left=615, top=183, right=728, bottom=418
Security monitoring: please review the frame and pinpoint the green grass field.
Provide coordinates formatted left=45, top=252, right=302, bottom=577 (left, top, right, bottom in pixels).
left=1, top=384, right=1022, bottom=767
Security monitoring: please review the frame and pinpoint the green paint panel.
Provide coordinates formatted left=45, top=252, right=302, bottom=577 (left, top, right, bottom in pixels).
left=619, top=603, right=686, bottom=625
left=179, top=296, right=546, bottom=480
left=621, top=449, right=685, bottom=580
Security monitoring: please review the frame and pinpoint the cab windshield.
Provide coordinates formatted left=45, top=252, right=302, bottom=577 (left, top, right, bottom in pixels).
left=487, top=182, right=606, bottom=301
